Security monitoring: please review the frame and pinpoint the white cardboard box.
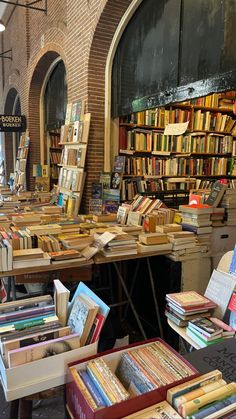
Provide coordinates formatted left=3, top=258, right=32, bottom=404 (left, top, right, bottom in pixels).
left=0, top=342, right=97, bottom=401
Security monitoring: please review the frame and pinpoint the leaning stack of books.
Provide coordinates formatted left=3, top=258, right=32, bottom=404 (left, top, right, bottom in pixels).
left=12, top=248, right=51, bottom=269
left=166, top=370, right=236, bottom=419
left=186, top=317, right=235, bottom=348
left=165, top=291, right=218, bottom=327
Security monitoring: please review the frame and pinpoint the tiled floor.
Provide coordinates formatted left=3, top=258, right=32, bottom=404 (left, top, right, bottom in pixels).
left=0, top=387, right=65, bottom=418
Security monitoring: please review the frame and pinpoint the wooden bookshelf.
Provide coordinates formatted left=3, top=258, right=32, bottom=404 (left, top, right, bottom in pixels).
left=118, top=92, right=236, bottom=201
left=13, top=132, right=30, bottom=191
left=57, top=104, right=91, bottom=216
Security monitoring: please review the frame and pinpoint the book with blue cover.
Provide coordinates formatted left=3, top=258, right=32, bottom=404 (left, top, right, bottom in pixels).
left=229, top=245, right=236, bottom=275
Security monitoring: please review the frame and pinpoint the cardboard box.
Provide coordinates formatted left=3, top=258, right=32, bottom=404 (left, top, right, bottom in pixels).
left=66, top=338, right=198, bottom=419
left=0, top=342, right=97, bottom=401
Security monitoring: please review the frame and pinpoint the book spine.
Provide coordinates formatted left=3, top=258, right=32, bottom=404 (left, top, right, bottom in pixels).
left=192, top=394, right=236, bottom=419
left=70, top=367, right=98, bottom=411
left=79, top=370, right=106, bottom=407
left=86, top=364, right=112, bottom=406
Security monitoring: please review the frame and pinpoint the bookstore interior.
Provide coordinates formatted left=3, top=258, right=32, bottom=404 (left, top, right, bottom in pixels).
left=0, top=87, right=235, bottom=418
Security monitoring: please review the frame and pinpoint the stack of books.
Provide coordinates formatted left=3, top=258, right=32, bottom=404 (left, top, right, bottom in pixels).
left=167, top=231, right=197, bottom=260
left=37, top=235, right=61, bottom=252
left=220, top=189, right=236, bottom=225
left=59, top=233, right=93, bottom=251
left=179, top=204, right=213, bottom=255
left=211, top=207, right=225, bottom=226
left=68, top=340, right=195, bottom=411
left=12, top=248, right=51, bottom=269
left=165, top=291, right=218, bottom=327
left=186, top=317, right=235, bottom=348
left=101, top=233, right=138, bottom=257
left=138, top=232, right=172, bottom=254
left=166, top=370, right=236, bottom=419
left=49, top=249, right=85, bottom=264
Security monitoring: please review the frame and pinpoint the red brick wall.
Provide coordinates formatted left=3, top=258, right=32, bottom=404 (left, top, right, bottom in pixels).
left=0, top=0, right=133, bottom=210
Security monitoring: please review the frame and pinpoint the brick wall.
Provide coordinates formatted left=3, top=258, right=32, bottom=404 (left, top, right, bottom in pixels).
left=0, top=0, right=133, bottom=210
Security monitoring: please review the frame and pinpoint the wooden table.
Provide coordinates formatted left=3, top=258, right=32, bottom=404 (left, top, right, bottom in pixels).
left=167, top=319, right=201, bottom=350
left=95, top=250, right=172, bottom=340
left=0, top=259, right=93, bottom=301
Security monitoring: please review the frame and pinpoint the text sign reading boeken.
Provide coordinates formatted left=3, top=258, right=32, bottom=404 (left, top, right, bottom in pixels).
left=0, top=115, right=26, bottom=132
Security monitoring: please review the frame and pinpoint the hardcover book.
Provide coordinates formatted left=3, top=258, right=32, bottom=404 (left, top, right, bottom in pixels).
left=123, top=401, right=182, bottom=418
left=188, top=317, right=223, bottom=337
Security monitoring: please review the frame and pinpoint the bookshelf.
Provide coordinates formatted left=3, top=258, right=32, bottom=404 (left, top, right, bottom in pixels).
left=119, top=91, right=236, bottom=200
left=13, top=132, right=30, bottom=191
left=48, top=130, right=62, bottom=188
left=57, top=103, right=91, bottom=215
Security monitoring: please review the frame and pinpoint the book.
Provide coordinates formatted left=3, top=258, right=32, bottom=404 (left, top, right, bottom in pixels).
left=117, top=205, right=129, bottom=224
left=79, top=369, right=106, bottom=407
left=81, top=232, right=116, bottom=259
left=166, top=291, right=216, bottom=309
left=67, top=293, right=99, bottom=346
left=123, top=400, right=182, bottom=418
left=204, top=269, right=236, bottom=319
left=8, top=332, right=80, bottom=367
left=229, top=244, right=236, bottom=275
left=156, top=223, right=182, bottom=233
left=110, top=172, right=122, bottom=189
left=138, top=232, right=168, bottom=245
left=186, top=327, right=223, bottom=347
left=69, top=366, right=98, bottom=410
left=54, top=279, right=70, bottom=326
left=188, top=317, right=223, bottom=337
left=137, top=242, right=172, bottom=253
left=191, top=394, right=236, bottom=419
left=205, top=181, right=227, bottom=207
left=0, top=314, right=59, bottom=334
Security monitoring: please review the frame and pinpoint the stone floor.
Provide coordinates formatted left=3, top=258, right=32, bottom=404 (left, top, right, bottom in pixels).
left=0, top=387, right=65, bottom=418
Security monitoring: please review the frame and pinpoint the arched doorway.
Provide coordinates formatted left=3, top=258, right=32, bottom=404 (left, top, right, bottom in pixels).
left=42, top=59, right=67, bottom=189
left=4, top=88, right=22, bottom=182
left=28, top=49, right=67, bottom=190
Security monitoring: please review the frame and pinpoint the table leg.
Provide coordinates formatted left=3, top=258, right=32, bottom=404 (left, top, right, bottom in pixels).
left=19, top=399, right=32, bottom=419
left=146, top=258, right=164, bottom=339
left=9, top=399, right=19, bottom=419
left=113, top=262, right=147, bottom=340
left=11, top=277, right=16, bottom=301
left=122, top=260, right=140, bottom=321
left=6, top=276, right=11, bottom=302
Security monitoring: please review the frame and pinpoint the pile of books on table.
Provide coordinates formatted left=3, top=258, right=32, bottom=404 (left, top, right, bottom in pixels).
left=165, top=291, right=218, bottom=327
left=101, top=233, right=138, bottom=257
left=220, top=188, right=236, bottom=225
left=186, top=317, right=235, bottom=348
left=179, top=204, right=213, bottom=258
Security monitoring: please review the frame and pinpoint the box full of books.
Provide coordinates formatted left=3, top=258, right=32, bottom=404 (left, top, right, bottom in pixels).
left=0, top=280, right=110, bottom=401
left=66, top=338, right=198, bottom=419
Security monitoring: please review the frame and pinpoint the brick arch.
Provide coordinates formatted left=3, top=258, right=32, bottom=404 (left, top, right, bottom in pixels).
left=27, top=46, right=67, bottom=189
left=4, top=88, right=21, bottom=181
left=84, top=0, right=133, bottom=210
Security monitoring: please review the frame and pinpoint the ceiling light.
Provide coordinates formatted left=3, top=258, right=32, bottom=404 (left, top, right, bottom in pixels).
left=0, top=20, right=5, bottom=32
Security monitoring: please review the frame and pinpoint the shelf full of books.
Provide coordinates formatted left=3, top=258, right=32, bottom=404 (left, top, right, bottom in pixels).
left=57, top=100, right=91, bottom=216
left=48, top=130, right=62, bottom=186
left=13, top=132, right=30, bottom=192
left=118, top=91, right=236, bottom=201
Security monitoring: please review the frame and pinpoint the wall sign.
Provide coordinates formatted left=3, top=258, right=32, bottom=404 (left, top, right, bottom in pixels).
left=0, top=115, right=26, bottom=132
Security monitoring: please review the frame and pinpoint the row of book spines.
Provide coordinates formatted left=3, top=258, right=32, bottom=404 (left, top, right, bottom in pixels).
left=0, top=230, right=33, bottom=250
left=121, top=108, right=235, bottom=130
left=125, top=133, right=234, bottom=153
left=50, top=152, right=61, bottom=164
left=120, top=180, right=195, bottom=201
left=124, top=156, right=230, bottom=176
